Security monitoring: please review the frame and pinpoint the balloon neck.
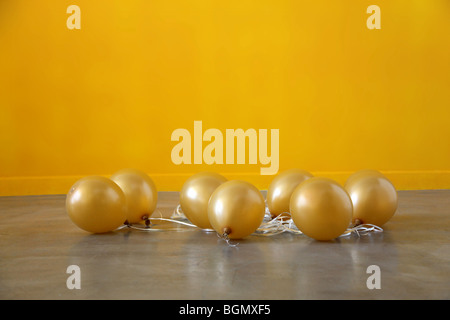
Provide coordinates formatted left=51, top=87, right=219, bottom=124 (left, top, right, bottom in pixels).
left=123, top=218, right=151, bottom=229
left=219, top=228, right=239, bottom=247
left=141, top=215, right=152, bottom=228
left=272, top=212, right=291, bottom=221
left=353, top=218, right=363, bottom=227
left=222, top=227, right=232, bottom=236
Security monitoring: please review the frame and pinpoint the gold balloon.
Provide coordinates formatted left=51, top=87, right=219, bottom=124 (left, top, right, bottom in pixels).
left=110, top=168, right=158, bottom=224
left=208, top=180, right=266, bottom=240
left=345, top=170, right=398, bottom=227
left=179, top=172, right=227, bottom=229
left=266, top=169, right=313, bottom=218
left=290, top=177, right=353, bottom=241
left=66, top=176, right=127, bottom=233
left=345, top=169, right=384, bottom=188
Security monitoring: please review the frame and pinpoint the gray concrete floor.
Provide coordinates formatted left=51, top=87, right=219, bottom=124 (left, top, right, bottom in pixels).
left=0, top=190, right=449, bottom=300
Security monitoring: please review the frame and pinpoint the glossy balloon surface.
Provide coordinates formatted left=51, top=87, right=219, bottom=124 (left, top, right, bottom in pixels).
left=179, top=172, right=227, bottom=229
left=111, top=169, right=158, bottom=224
left=66, top=176, right=127, bottom=233
left=266, top=169, right=313, bottom=218
left=290, top=177, right=353, bottom=241
left=208, top=180, right=265, bottom=239
left=345, top=170, right=398, bottom=226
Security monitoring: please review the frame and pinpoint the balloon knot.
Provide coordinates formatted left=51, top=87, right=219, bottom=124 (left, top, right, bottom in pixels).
left=222, top=227, right=232, bottom=236
left=218, top=228, right=239, bottom=247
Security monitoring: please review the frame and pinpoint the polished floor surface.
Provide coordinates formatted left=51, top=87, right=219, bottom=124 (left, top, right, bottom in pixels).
left=0, top=190, right=449, bottom=300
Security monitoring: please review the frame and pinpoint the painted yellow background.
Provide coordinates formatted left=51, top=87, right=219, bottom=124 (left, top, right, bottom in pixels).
left=0, top=0, right=449, bottom=196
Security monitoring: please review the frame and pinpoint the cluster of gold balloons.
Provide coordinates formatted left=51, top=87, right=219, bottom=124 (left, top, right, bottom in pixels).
left=267, top=169, right=398, bottom=241
left=178, top=169, right=397, bottom=241
left=66, top=168, right=398, bottom=242
left=179, top=172, right=265, bottom=240
left=66, top=169, right=157, bottom=233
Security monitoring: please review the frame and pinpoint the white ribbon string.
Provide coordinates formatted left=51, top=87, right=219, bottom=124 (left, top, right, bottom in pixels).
left=217, top=232, right=240, bottom=247
left=172, top=205, right=239, bottom=246
left=340, top=223, right=383, bottom=237
left=116, top=207, right=203, bottom=232
left=254, top=211, right=303, bottom=236
left=168, top=205, right=215, bottom=232
left=255, top=205, right=383, bottom=238
left=117, top=203, right=383, bottom=240
left=171, top=204, right=186, bottom=220
left=150, top=216, right=198, bottom=228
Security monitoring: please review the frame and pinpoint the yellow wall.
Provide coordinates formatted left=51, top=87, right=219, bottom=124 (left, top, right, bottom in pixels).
left=1, top=0, right=449, bottom=196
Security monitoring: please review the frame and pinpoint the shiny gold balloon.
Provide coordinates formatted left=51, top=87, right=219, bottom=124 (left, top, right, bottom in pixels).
left=208, top=180, right=266, bottom=240
left=267, top=169, right=313, bottom=218
left=344, top=169, right=384, bottom=188
left=290, top=177, right=353, bottom=241
left=179, top=172, right=227, bottom=229
left=345, top=170, right=398, bottom=227
left=66, top=176, right=127, bottom=233
left=110, top=168, right=158, bottom=224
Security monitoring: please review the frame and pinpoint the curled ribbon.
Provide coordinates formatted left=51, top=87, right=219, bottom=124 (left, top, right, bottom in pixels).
left=117, top=203, right=383, bottom=244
